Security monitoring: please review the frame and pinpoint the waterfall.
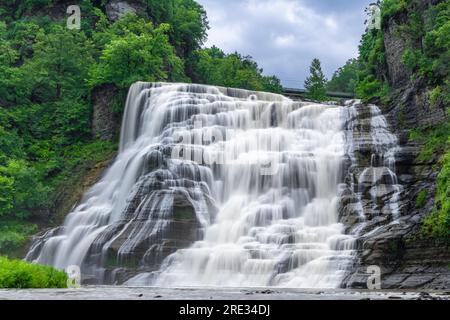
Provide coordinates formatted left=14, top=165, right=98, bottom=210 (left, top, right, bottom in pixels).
left=26, top=82, right=403, bottom=288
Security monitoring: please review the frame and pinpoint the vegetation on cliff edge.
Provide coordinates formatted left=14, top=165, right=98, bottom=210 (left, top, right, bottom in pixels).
left=330, top=0, right=449, bottom=109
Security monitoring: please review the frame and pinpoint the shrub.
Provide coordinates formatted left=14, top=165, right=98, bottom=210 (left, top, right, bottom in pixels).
left=408, top=121, right=450, bottom=162
left=0, top=256, right=67, bottom=288
left=355, top=75, right=390, bottom=104
left=415, top=190, right=427, bottom=208
left=381, top=0, right=411, bottom=25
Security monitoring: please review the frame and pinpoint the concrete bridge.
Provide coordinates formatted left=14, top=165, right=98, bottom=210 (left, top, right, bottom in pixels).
left=282, top=87, right=355, bottom=99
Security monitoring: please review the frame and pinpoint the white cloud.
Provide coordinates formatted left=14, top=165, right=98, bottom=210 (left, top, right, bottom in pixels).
left=197, top=0, right=373, bottom=87
left=274, top=34, right=296, bottom=48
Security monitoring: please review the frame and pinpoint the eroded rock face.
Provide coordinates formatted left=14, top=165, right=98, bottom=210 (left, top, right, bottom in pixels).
left=384, top=13, right=409, bottom=89
left=382, top=0, right=448, bottom=128
left=105, top=1, right=138, bottom=22
left=348, top=235, right=450, bottom=289
left=92, top=84, right=120, bottom=141
left=338, top=103, right=404, bottom=234
left=338, top=101, right=449, bottom=290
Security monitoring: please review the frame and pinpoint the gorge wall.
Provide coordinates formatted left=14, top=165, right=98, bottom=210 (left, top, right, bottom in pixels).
left=343, top=0, right=449, bottom=289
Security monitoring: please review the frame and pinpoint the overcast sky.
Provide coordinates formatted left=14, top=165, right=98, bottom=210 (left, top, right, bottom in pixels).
left=196, top=0, right=374, bottom=88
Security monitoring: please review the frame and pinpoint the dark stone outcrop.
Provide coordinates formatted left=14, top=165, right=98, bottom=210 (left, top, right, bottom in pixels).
left=383, top=12, right=409, bottom=89
left=105, top=0, right=145, bottom=22
left=389, top=79, right=448, bottom=129
left=92, top=84, right=121, bottom=141
left=347, top=237, right=450, bottom=289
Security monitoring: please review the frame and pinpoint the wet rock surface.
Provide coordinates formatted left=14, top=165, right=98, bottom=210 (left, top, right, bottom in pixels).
left=82, top=153, right=217, bottom=284
left=339, top=101, right=449, bottom=290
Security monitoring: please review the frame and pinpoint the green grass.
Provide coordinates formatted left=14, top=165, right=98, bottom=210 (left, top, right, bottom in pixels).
left=0, top=256, right=67, bottom=288
left=415, top=190, right=428, bottom=208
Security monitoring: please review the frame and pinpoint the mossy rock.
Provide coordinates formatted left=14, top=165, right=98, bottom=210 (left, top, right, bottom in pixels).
left=173, top=206, right=196, bottom=221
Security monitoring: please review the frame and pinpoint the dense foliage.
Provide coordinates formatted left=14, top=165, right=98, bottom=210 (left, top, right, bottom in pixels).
left=0, top=0, right=282, bottom=256
left=88, top=14, right=186, bottom=89
left=354, top=28, right=390, bottom=104
left=327, top=59, right=358, bottom=94
left=395, top=0, right=449, bottom=108
left=192, top=46, right=282, bottom=93
left=304, top=58, right=327, bottom=101
left=329, top=0, right=449, bottom=107
left=0, top=256, right=67, bottom=288
left=0, top=221, right=37, bottom=256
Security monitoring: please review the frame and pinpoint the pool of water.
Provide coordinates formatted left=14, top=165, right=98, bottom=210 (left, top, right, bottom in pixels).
left=0, top=287, right=448, bottom=300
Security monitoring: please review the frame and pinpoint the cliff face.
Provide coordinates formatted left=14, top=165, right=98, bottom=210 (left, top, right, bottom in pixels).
left=383, top=0, right=447, bottom=127
left=344, top=0, right=449, bottom=290
left=92, top=84, right=121, bottom=141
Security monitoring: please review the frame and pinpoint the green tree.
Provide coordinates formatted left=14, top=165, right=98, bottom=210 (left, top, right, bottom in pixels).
left=22, top=25, right=94, bottom=102
left=304, top=58, right=327, bottom=101
left=89, top=14, right=186, bottom=89
left=0, top=21, right=19, bottom=105
left=0, top=160, right=50, bottom=219
left=327, top=58, right=358, bottom=93
left=353, top=28, right=390, bottom=103
left=0, top=176, right=14, bottom=216
left=193, top=46, right=282, bottom=93
left=143, top=0, right=209, bottom=59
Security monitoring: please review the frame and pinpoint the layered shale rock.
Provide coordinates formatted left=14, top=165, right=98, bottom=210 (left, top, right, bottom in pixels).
left=340, top=102, right=449, bottom=289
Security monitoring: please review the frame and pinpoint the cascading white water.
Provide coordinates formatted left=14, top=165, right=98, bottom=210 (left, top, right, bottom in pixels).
left=136, top=90, right=356, bottom=288
left=26, top=82, right=402, bottom=288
